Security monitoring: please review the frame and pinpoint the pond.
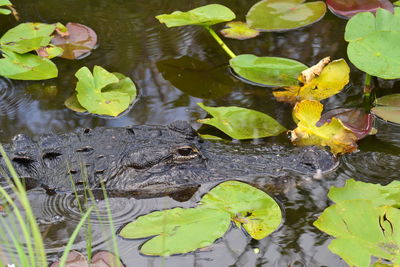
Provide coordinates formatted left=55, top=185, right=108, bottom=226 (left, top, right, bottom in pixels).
left=0, top=0, right=400, bottom=266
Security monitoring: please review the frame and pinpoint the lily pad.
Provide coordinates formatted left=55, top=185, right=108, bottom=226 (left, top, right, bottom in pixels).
left=200, top=181, right=282, bottom=240
left=246, top=0, right=327, bottom=32
left=36, top=45, right=64, bottom=59
left=345, top=8, right=400, bottom=79
left=372, top=94, right=400, bottom=124
left=0, top=48, right=58, bottom=80
left=220, top=21, right=260, bottom=40
left=197, top=102, right=286, bottom=140
left=156, top=56, right=233, bottom=99
left=273, top=58, right=350, bottom=103
left=74, top=66, right=137, bottom=117
left=0, top=0, right=11, bottom=15
left=0, top=22, right=58, bottom=54
left=327, top=0, right=393, bottom=18
left=314, top=200, right=400, bottom=267
left=230, top=54, right=307, bottom=87
left=156, top=4, right=235, bottom=27
left=50, top=250, right=124, bottom=267
left=64, top=94, right=87, bottom=113
left=289, top=100, right=358, bottom=155
left=51, top=22, right=98, bottom=60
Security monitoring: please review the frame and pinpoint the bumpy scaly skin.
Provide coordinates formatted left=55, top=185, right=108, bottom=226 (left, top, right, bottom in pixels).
left=0, top=121, right=338, bottom=194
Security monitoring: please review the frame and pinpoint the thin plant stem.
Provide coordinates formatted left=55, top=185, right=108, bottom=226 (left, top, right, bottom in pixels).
left=205, top=26, right=236, bottom=59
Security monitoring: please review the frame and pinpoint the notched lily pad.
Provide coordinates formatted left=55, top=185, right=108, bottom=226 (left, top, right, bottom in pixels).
left=197, top=102, right=286, bottom=140
left=327, top=0, right=393, bottom=18
left=220, top=21, right=260, bottom=40
left=51, top=22, right=98, bottom=60
left=289, top=100, right=358, bottom=155
left=345, top=8, right=400, bottom=79
left=372, top=94, right=400, bottom=124
left=156, top=4, right=235, bottom=27
left=230, top=54, right=307, bottom=87
left=246, top=0, right=327, bottom=32
left=273, top=58, right=350, bottom=103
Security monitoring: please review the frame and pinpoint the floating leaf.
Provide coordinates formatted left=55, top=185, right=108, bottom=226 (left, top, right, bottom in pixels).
left=372, top=94, right=400, bottom=124
left=230, top=54, right=307, bottom=87
left=0, top=0, right=11, bottom=15
left=156, top=4, right=235, bottom=27
left=36, top=44, right=64, bottom=59
left=51, top=22, right=98, bottom=60
left=327, top=0, right=393, bottom=18
left=64, top=94, right=87, bottom=113
left=0, top=22, right=57, bottom=53
left=74, top=66, right=137, bottom=117
left=289, top=100, right=358, bottom=155
left=317, top=108, right=373, bottom=139
left=314, top=201, right=400, bottom=267
left=0, top=48, right=58, bottom=80
left=246, top=0, right=327, bottom=32
left=273, top=58, right=350, bottom=103
left=50, top=250, right=124, bottom=267
left=345, top=8, right=400, bottom=79
left=200, top=181, right=282, bottom=240
left=156, top=56, right=233, bottom=99
left=328, top=179, right=400, bottom=208
left=220, top=21, right=260, bottom=40
left=197, top=102, right=286, bottom=140
left=395, top=1, right=400, bottom=7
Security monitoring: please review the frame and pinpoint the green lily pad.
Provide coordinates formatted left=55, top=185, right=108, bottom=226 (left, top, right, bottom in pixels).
left=197, top=102, right=286, bottom=140
left=0, top=0, right=11, bottom=15
left=200, top=181, right=282, bottom=240
left=0, top=48, right=58, bottom=80
left=376, top=94, right=400, bottom=107
left=0, top=22, right=58, bottom=54
left=314, top=200, right=400, bottom=267
left=36, top=45, right=64, bottom=59
left=230, top=54, right=307, bottom=87
left=156, top=56, right=233, bottom=99
left=345, top=8, right=400, bottom=79
left=74, top=66, right=137, bottom=117
left=246, top=0, right=327, bottom=32
left=156, top=4, right=235, bottom=27
left=372, top=94, right=400, bottom=124
left=220, top=21, right=260, bottom=40
left=395, top=1, right=400, bottom=7
left=64, top=94, right=87, bottom=113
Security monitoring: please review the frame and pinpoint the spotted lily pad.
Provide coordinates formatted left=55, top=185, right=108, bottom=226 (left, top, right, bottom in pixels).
left=372, top=94, right=400, bottom=124
left=345, top=8, right=400, bottom=79
left=74, top=66, right=137, bottom=117
left=36, top=45, right=64, bottom=59
left=197, top=102, right=286, bottom=140
left=51, top=22, right=98, bottom=60
left=156, top=4, right=235, bottom=27
left=246, top=0, right=327, bottom=32
left=230, top=54, right=307, bottom=87
left=220, top=21, right=260, bottom=40
left=290, top=100, right=358, bottom=155
left=327, top=0, right=393, bottom=18
left=0, top=0, right=11, bottom=15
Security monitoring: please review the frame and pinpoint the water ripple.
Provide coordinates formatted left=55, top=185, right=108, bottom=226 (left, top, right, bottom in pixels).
left=0, top=78, right=32, bottom=119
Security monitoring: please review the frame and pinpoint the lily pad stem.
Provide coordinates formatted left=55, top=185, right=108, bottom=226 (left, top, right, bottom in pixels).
left=205, top=26, right=236, bottom=59
left=363, top=73, right=373, bottom=101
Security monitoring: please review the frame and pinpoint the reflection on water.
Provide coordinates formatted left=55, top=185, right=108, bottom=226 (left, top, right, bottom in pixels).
left=0, top=0, right=399, bottom=266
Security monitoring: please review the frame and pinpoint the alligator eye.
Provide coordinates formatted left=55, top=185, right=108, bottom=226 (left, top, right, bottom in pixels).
left=177, top=147, right=194, bottom=156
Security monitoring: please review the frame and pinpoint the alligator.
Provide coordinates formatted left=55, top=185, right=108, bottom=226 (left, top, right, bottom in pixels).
left=0, top=121, right=338, bottom=195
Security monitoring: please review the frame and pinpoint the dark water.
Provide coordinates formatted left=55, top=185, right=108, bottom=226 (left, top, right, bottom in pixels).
left=0, top=0, right=399, bottom=266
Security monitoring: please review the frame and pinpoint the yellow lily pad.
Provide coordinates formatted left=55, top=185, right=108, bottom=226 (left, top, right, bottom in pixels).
left=273, top=58, right=350, bottom=104
left=289, top=100, right=358, bottom=155
left=220, top=21, right=260, bottom=40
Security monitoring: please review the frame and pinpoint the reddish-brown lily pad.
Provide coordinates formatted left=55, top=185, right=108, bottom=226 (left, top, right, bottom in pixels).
left=317, top=108, right=373, bottom=140
left=51, top=22, right=97, bottom=60
left=326, top=0, right=393, bottom=18
left=50, top=250, right=124, bottom=267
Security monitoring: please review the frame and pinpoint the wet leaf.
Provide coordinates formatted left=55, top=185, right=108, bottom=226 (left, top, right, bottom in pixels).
left=395, top=1, right=400, bottom=6
left=327, top=0, right=393, bottom=18
left=0, top=8, right=11, bottom=15
left=200, top=181, right=282, bottom=240
left=317, top=108, right=373, bottom=139
left=372, top=94, right=400, bottom=124
left=328, top=179, right=400, bottom=208
left=51, top=22, right=98, bottom=60
left=156, top=56, right=233, bottom=99
left=50, top=250, right=88, bottom=267
left=230, top=54, right=307, bottom=87
left=36, top=44, right=63, bottom=59
left=50, top=250, right=124, bottom=267
left=197, top=102, right=286, bottom=140
left=74, top=66, right=137, bottom=117
left=0, top=47, right=58, bottom=80
left=220, top=21, right=260, bottom=40
left=156, top=4, right=235, bottom=27
left=64, top=94, right=87, bottom=113
left=120, top=207, right=231, bottom=256
left=0, top=22, right=57, bottom=53
left=289, top=100, right=358, bottom=155
left=345, top=8, right=400, bottom=79
left=0, top=0, right=11, bottom=15
left=273, top=58, right=350, bottom=103
left=246, top=0, right=327, bottom=32
left=314, top=200, right=400, bottom=267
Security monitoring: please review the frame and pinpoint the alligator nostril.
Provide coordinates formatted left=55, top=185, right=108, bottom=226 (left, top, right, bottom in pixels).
left=177, top=147, right=194, bottom=156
